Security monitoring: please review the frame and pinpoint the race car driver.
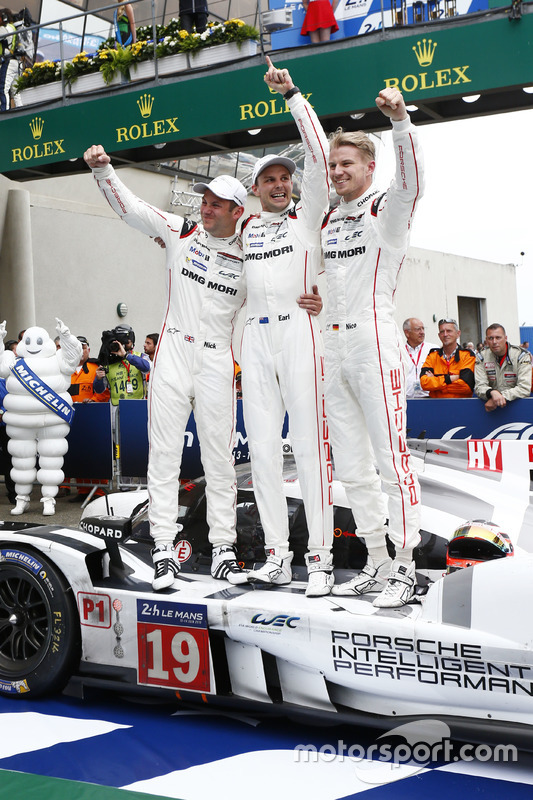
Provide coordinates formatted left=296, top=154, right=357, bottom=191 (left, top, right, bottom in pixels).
left=83, top=146, right=250, bottom=590
left=323, top=88, right=425, bottom=607
left=242, top=58, right=334, bottom=597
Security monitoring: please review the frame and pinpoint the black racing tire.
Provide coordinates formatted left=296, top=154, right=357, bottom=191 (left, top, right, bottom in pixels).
left=0, top=544, right=81, bottom=698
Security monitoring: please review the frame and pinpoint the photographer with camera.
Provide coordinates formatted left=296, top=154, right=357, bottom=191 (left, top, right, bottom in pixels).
left=93, top=325, right=150, bottom=415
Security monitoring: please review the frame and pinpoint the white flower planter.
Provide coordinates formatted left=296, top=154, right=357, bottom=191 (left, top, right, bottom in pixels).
left=69, top=72, right=122, bottom=95
left=155, top=53, right=189, bottom=77
left=190, top=40, right=258, bottom=69
left=17, top=81, right=66, bottom=106
left=131, top=53, right=188, bottom=81
left=131, top=60, right=156, bottom=81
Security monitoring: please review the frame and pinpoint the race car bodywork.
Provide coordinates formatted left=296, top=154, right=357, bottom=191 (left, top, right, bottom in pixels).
left=1, top=439, right=532, bottom=749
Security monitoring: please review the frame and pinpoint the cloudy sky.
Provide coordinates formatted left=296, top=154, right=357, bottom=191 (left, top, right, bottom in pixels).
left=373, top=106, right=533, bottom=326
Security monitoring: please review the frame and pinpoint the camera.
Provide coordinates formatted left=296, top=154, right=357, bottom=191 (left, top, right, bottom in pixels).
left=97, top=326, right=134, bottom=366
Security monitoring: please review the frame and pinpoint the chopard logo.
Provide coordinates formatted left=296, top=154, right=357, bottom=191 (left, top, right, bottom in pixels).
left=384, top=39, right=471, bottom=94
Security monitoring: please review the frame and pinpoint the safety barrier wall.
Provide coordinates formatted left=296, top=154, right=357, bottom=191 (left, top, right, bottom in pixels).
left=42, top=396, right=533, bottom=485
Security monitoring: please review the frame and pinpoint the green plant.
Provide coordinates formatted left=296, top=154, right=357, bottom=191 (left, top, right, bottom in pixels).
left=97, top=45, right=133, bottom=84
left=208, top=19, right=260, bottom=47
left=155, top=32, right=188, bottom=58
left=15, top=59, right=61, bottom=91
left=63, top=51, right=100, bottom=84
left=129, top=39, right=155, bottom=64
left=15, top=18, right=260, bottom=93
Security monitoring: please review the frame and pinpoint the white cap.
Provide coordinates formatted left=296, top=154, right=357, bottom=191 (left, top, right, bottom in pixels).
left=193, top=175, right=247, bottom=207
left=251, top=154, right=296, bottom=186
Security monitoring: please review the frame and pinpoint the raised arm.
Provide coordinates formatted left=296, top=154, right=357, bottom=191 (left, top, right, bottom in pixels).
left=83, top=145, right=180, bottom=244
left=373, top=88, right=425, bottom=250
left=264, top=57, right=329, bottom=231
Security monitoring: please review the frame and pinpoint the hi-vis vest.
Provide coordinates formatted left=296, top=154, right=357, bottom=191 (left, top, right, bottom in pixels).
left=107, top=353, right=146, bottom=405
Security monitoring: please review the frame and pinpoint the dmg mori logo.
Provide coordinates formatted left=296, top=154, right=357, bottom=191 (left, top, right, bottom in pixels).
left=116, top=93, right=179, bottom=143
left=384, top=39, right=471, bottom=94
left=412, top=38, right=437, bottom=67
left=12, top=115, right=65, bottom=163
left=29, top=116, right=44, bottom=140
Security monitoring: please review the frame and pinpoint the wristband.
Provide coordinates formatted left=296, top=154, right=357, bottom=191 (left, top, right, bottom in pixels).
left=486, top=389, right=494, bottom=400
left=283, top=86, right=300, bottom=101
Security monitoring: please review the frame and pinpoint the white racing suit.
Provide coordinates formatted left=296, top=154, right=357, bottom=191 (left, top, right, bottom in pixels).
left=322, top=116, right=424, bottom=553
left=240, top=92, right=333, bottom=559
left=92, top=165, right=246, bottom=546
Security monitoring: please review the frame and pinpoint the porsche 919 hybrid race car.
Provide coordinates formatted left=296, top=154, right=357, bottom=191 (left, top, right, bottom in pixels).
left=1, top=438, right=533, bottom=750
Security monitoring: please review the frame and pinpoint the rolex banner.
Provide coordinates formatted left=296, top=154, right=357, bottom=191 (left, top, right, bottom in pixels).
left=1, top=13, right=532, bottom=176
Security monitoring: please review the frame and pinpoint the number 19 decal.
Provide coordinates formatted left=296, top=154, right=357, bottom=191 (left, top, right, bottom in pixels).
left=137, top=599, right=212, bottom=692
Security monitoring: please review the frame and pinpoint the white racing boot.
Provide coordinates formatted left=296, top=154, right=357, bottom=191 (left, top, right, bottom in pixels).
left=211, top=545, right=249, bottom=585
left=41, top=497, right=56, bottom=516
left=248, top=549, right=293, bottom=586
left=305, top=553, right=334, bottom=597
left=373, top=560, right=416, bottom=608
left=152, top=543, right=180, bottom=591
left=10, top=495, right=30, bottom=516
left=331, top=555, right=391, bottom=597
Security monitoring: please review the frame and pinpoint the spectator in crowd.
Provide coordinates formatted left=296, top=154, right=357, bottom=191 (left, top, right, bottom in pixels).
left=476, top=341, right=484, bottom=354
left=403, top=317, right=436, bottom=398
left=241, top=59, right=333, bottom=598
left=114, top=3, right=136, bottom=46
left=144, top=333, right=159, bottom=362
left=54, top=335, right=61, bottom=349
left=465, top=341, right=475, bottom=351
left=420, top=318, right=475, bottom=397
left=0, top=375, right=16, bottom=503
left=521, top=340, right=531, bottom=352
left=68, top=336, right=110, bottom=502
left=179, top=0, right=208, bottom=33
left=4, top=339, right=17, bottom=353
left=17, top=329, right=25, bottom=341
left=69, top=336, right=110, bottom=403
left=323, top=88, right=424, bottom=608
left=475, top=323, right=532, bottom=412
left=301, top=0, right=339, bottom=44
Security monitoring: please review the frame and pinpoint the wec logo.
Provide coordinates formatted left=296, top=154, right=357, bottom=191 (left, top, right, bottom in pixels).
left=251, top=613, right=299, bottom=628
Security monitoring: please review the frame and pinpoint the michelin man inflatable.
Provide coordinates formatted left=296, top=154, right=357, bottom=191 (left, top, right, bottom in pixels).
left=0, top=320, right=82, bottom=516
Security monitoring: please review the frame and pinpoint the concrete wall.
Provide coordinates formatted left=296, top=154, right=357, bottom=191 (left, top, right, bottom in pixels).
left=393, top=248, right=520, bottom=347
left=0, top=166, right=520, bottom=357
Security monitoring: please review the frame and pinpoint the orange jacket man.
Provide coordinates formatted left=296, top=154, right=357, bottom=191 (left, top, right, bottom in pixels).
left=420, top=319, right=475, bottom=398
left=69, top=336, right=109, bottom=403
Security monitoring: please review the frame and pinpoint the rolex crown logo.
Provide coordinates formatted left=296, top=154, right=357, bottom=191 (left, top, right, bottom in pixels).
left=29, top=116, right=44, bottom=140
left=412, top=39, right=437, bottom=67
left=137, top=92, right=154, bottom=118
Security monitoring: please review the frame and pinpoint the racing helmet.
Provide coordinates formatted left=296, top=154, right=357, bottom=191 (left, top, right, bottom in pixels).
left=446, top=520, right=514, bottom=574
